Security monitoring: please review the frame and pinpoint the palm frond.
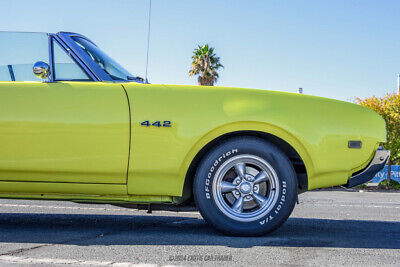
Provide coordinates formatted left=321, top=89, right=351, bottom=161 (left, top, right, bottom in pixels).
left=189, top=43, right=223, bottom=86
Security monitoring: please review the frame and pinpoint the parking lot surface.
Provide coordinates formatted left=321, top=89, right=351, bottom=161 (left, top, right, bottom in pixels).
left=0, top=190, right=398, bottom=266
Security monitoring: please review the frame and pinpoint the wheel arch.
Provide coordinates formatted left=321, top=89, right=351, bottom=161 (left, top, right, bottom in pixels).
left=178, top=124, right=312, bottom=204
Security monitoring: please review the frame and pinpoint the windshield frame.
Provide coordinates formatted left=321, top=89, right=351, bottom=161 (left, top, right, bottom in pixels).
left=57, top=32, right=121, bottom=82
left=72, top=36, right=134, bottom=81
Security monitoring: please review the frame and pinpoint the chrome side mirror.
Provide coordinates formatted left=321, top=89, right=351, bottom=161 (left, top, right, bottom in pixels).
left=33, top=61, right=51, bottom=80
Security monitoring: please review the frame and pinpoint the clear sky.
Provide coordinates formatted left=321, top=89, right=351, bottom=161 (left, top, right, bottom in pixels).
left=0, top=0, right=399, bottom=101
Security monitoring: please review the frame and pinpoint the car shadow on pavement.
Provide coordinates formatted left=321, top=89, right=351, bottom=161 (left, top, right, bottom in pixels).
left=0, top=213, right=398, bottom=249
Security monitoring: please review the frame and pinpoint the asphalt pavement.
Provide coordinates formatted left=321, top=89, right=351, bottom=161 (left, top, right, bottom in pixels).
left=0, top=190, right=397, bottom=266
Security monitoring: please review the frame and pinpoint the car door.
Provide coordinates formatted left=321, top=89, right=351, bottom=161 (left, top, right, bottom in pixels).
left=0, top=32, right=130, bottom=184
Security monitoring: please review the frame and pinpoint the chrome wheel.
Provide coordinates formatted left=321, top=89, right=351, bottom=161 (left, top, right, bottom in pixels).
left=212, top=154, right=280, bottom=222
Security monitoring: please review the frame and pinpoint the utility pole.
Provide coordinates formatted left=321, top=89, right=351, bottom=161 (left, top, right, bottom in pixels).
left=397, top=73, right=400, bottom=95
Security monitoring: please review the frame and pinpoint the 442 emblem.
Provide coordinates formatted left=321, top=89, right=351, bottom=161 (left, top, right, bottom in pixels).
left=140, top=120, right=171, bottom=127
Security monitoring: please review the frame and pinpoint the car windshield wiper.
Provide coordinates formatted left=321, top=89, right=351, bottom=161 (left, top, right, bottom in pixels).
left=127, top=76, right=145, bottom=83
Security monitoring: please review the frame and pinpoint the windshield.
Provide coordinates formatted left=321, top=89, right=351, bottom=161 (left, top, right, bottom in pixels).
left=72, top=37, right=133, bottom=81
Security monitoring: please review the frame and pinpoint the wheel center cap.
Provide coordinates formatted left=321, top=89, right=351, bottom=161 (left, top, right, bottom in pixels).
left=239, top=182, right=251, bottom=194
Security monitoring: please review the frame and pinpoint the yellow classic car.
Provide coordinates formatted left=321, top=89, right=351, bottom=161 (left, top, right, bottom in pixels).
left=0, top=31, right=389, bottom=236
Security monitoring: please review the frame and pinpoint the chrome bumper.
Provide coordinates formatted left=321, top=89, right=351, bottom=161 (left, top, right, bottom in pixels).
left=347, top=148, right=390, bottom=188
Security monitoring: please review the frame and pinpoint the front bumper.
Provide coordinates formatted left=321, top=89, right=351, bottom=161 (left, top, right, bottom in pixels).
left=347, top=148, right=390, bottom=188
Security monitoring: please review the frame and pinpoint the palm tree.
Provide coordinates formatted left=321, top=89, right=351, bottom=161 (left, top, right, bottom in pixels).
left=189, top=44, right=223, bottom=86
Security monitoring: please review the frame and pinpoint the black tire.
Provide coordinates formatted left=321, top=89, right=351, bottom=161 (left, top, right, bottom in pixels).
left=193, top=136, right=298, bottom=236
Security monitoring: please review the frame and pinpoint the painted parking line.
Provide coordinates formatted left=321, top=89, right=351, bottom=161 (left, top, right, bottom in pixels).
left=0, top=202, right=398, bottom=214
left=302, top=203, right=400, bottom=209
left=0, top=203, right=200, bottom=215
left=0, top=255, right=176, bottom=267
left=0, top=203, right=129, bottom=212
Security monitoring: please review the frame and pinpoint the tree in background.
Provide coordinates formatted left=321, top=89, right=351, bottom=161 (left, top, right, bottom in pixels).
left=355, top=93, right=400, bottom=182
left=189, top=44, right=223, bottom=86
